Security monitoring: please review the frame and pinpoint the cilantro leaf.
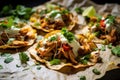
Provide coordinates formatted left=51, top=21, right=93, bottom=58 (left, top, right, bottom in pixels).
left=1, top=53, right=14, bottom=64
left=80, top=76, right=86, bottom=80
left=50, top=59, right=61, bottom=65
left=92, top=68, right=101, bottom=75
left=19, top=52, right=29, bottom=64
left=111, top=46, right=120, bottom=57
left=61, top=9, right=69, bottom=14
left=61, top=28, right=74, bottom=43
left=50, top=36, right=57, bottom=41
left=0, top=5, right=13, bottom=16
left=40, top=9, right=48, bottom=16
left=1, top=53, right=11, bottom=57
left=50, top=11, right=61, bottom=18
left=36, top=66, right=41, bottom=70
left=106, top=15, right=115, bottom=25
left=0, top=5, right=34, bottom=20
left=15, top=5, right=33, bottom=20
left=100, top=45, right=106, bottom=51
left=0, top=17, right=14, bottom=28
left=4, top=57, right=14, bottom=64
left=80, top=59, right=88, bottom=65
left=0, top=65, right=3, bottom=70
left=75, top=7, right=83, bottom=14
left=108, top=43, right=113, bottom=49
left=16, top=64, right=21, bottom=68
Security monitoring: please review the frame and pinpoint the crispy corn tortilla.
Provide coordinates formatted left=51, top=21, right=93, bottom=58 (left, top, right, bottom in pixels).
left=31, top=30, right=100, bottom=74
left=31, top=45, right=99, bottom=74
left=30, top=7, right=78, bottom=32
left=0, top=25, right=37, bottom=49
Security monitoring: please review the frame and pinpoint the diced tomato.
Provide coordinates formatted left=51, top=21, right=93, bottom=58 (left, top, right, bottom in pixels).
left=62, top=44, right=71, bottom=51
left=100, top=20, right=105, bottom=28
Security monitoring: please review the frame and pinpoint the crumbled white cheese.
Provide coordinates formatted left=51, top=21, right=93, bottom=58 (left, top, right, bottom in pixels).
left=54, top=13, right=63, bottom=21
left=5, top=26, right=20, bottom=37
left=46, top=10, right=63, bottom=21
left=7, top=38, right=15, bottom=44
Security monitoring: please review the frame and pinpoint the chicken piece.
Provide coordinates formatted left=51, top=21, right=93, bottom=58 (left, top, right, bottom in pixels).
left=68, top=50, right=78, bottom=64
left=100, top=29, right=116, bottom=43
left=0, top=31, right=9, bottom=44
left=37, top=42, right=56, bottom=58
left=12, top=40, right=28, bottom=46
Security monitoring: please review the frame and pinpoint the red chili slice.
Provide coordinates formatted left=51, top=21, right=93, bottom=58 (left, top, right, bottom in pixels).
left=62, top=44, right=71, bottom=51
left=100, top=20, right=105, bottom=28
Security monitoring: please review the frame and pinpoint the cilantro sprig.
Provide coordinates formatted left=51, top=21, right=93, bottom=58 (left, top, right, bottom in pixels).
left=50, top=36, right=57, bottom=41
left=50, top=59, right=61, bottom=65
left=80, top=76, right=86, bottom=80
left=0, top=65, right=3, bottom=70
left=0, top=5, right=34, bottom=20
left=61, top=28, right=74, bottom=43
left=19, top=52, right=29, bottom=64
left=92, top=68, right=101, bottom=75
left=80, top=54, right=91, bottom=65
left=75, top=7, right=83, bottom=14
left=111, top=45, right=120, bottom=57
left=1, top=53, right=14, bottom=64
left=0, top=17, right=14, bottom=28
left=106, top=15, right=115, bottom=25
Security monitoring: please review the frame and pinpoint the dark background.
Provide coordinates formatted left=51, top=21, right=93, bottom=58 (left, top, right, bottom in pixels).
left=0, top=0, right=120, bottom=80
left=0, top=0, right=119, bottom=9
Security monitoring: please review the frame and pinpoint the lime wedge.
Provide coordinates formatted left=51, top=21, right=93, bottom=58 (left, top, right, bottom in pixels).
left=82, top=6, right=96, bottom=17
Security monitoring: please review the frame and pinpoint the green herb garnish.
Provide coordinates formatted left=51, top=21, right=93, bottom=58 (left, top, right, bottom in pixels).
left=61, top=9, right=69, bottom=14
left=19, top=52, right=29, bottom=64
left=111, top=46, right=120, bottom=57
left=96, top=23, right=100, bottom=27
left=61, top=28, right=74, bottom=43
left=92, top=68, right=101, bottom=75
left=106, top=15, right=115, bottom=25
left=49, top=11, right=61, bottom=18
left=75, top=7, right=83, bottom=14
left=94, top=48, right=99, bottom=51
left=40, top=9, right=48, bottom=16
left=80, top=59, right=88, bottom=65
left=4, top=57, right=14, bottom=64
left=108, top=43, right=113, bottom=49
left=36, top=66, right=41, bottom=70
left=0, top=5, right=34, bottom=20
left=0, top=17, right=14, bottom=28
left=16, top=64, right=21, bottom=68
left=80, top=54, right=90, bottom=65
left=0, top=65, right=3, bottom=70
left=0, top=5, right=12, bottom=16
left=100, top=45, right=106, bottom=51
left=50, top=59, right=61, bottom=65
left=80, top=76, right=86, bottom=80
left=1, top=53, right=11, bottom=57
left=50, top=36, right=57, bottom=41
left=94, top=31, right=100, bottom=37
